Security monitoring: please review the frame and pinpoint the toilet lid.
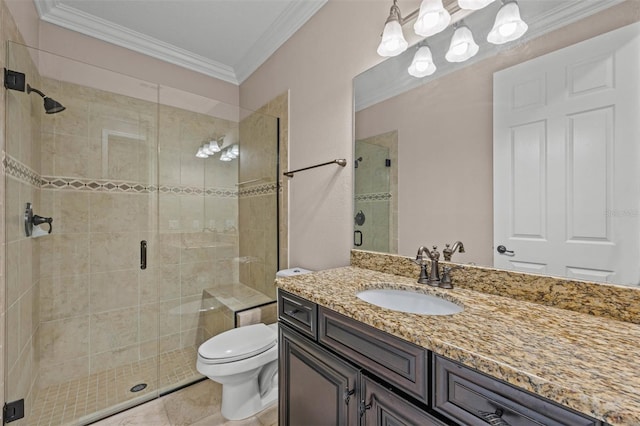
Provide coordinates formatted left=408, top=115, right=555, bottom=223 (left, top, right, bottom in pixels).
left=198, top=323, right=277, bottom=363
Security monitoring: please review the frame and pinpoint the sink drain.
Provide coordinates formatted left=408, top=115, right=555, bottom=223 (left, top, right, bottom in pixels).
left=130, top=383, right=147, bottom=393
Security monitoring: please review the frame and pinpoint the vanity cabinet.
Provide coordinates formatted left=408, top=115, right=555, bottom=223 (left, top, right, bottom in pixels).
left=279, top=324, right=359, bottom=425
left=277, top=290, right=603, bottom=426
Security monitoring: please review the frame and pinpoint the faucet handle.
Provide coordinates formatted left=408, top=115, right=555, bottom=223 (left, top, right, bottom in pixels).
left=430, top=246, right=440, bottom=260
left=440, top=265, right=463, bottom=289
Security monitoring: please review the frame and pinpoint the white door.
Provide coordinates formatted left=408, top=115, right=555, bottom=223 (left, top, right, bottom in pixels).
left=494, top=22, right=640, bottom=285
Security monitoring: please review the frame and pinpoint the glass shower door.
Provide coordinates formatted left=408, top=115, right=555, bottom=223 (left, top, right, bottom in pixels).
left=354, top=136, right=394, bottom=253
left=5, top=42, right=160, bottom=425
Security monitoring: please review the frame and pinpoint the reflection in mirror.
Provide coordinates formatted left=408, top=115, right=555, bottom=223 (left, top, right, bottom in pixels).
left=354, top=131, right=398, bottom=253
left=354, top=0, right=640, bottom=286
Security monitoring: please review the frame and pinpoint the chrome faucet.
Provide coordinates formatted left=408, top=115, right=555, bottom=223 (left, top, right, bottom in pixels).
left=443, top=241, right=465, bottom=261
left=425, top=246, right=441, bottom=286
left=415, top=246, right=430, bottom=284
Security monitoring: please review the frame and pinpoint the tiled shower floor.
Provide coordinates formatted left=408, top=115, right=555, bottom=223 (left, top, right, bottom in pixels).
left=26, top=347, right=201, bottom=426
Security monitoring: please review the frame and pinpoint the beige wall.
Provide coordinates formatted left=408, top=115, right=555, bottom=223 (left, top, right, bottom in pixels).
left=240, top=0, right=394, bottom=270
left=355, top=1, right=640, bottom=266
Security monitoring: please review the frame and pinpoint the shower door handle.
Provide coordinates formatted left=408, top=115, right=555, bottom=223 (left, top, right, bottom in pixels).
left=140, top=240, right=147, bottom=270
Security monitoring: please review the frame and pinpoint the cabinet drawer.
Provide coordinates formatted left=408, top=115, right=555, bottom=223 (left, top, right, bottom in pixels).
left=319, top=307, right=427, bottom=403
left=433, top=355, right=600, bottom=426
left=278, top=290, right=317, bottom=339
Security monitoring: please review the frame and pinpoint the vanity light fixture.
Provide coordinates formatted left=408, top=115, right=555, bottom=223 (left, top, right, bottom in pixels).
left=376, top=0, right=528, bottom=77
left=408, top=45, right=437, bottom=77
left=445, top=22, right=479, bottom=62
left=414, top=0, right=451, bottom=37
left=487, top=0, right=528, bottom=44
left=458, top=0, right=495, bottom=10
left=377, top=0, right=409, bottom=57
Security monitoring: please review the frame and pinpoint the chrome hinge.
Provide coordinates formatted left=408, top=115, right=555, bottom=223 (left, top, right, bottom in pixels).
left=4, top=399, right=24, bottom=423
left=343, top=388, right=355, bottom=404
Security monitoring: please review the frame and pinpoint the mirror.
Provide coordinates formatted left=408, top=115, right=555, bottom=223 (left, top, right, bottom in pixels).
left=354, top=0, right=640, bottom=286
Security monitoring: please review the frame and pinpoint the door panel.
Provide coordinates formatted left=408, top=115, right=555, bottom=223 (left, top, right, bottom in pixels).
left=279, top=324, right=359, bottom=426
left=494, top=22, right=640, bottom=285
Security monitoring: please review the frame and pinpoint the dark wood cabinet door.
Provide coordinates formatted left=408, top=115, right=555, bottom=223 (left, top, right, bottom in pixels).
left=279, top=323, right=360, bottom=426
left=361, top=376, right=447, bottom=426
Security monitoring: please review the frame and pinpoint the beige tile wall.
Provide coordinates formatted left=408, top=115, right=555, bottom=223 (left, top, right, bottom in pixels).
left=238, top=92, right=287, bottom=299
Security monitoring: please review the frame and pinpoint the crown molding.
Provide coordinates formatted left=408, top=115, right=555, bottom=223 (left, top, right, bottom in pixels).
left=35, top=0, right=237, bottom=84
left=34, top=0, right=327, bottom=86
left=355, top=0, right=626, bottom=112
left=234, top=0, right=327, bottom=83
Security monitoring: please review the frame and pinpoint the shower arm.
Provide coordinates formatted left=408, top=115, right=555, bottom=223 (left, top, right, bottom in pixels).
left=27, top=85, right=46, bottom=98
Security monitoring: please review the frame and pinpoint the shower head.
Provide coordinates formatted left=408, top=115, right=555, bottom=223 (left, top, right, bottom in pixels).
left=27, top=84, right=65, bottom=114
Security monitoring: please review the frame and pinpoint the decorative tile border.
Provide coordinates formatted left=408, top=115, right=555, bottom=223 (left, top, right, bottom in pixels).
left=42, top=176, right=156, bottom=193
left=355, top=192, right=392, bottom=202
left=238, top=182, right=278, bottom=198
left=4, top=153, right=275, bottom=199
left=4, top=155, right=43, bottom=187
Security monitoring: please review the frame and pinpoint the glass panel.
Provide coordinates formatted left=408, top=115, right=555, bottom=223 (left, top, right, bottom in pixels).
left=155, top=89, right=280, bottom=392
left=5, top=41, right=160, bottom=425
left=354, top=133, right=397, bottom=253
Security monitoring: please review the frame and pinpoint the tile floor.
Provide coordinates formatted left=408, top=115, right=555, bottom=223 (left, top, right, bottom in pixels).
left=92, top=380, right=278, bottom=426
left=26, top=347, right=202, bottom=426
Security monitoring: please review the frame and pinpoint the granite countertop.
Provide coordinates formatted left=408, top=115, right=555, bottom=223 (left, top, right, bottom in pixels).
left=275, top=266, right=640, bottom=426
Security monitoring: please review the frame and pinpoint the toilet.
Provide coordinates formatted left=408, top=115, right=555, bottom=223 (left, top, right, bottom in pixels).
left=197, top=323, right=279, bottom=420
left=196, top=267, right=311, bottom=420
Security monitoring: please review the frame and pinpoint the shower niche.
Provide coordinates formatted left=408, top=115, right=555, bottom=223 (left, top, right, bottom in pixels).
left=4, top=42, right=280, bottom=425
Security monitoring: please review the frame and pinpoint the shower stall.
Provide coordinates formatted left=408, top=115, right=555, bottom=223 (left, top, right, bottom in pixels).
left=4, top=42, right=280, bottom=425
left=354, top=131, right=398, bottom=254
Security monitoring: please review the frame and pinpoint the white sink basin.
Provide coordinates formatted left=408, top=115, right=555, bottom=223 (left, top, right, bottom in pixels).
left=356, top=289, right=463, bottom=315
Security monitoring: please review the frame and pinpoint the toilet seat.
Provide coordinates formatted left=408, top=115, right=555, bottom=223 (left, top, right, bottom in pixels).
left=198, top=323, right=277, bottom=364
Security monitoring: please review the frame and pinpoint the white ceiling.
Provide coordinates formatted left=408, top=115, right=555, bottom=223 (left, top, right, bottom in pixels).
left=33, top=0, right=327, bottom=85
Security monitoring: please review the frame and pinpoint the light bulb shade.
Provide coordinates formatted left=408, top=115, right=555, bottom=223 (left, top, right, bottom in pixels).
left=196, top=147, right=209, bottom=158
left=487, top=1, right=528, bottom=44
left=408, top=46, right=437, bottom=78
left=458, top=0, right=495, bottom=10
left=377, top=19, right=408, bottom=57
left=445, top=24, right=479, bottom=62
left=230, top=144, right=239, bottom=155
left=220, top=153, right=232, bottom=162
left=207, top=140, right=221, bottom=153
left=414, top=0, right=451, bottom=37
